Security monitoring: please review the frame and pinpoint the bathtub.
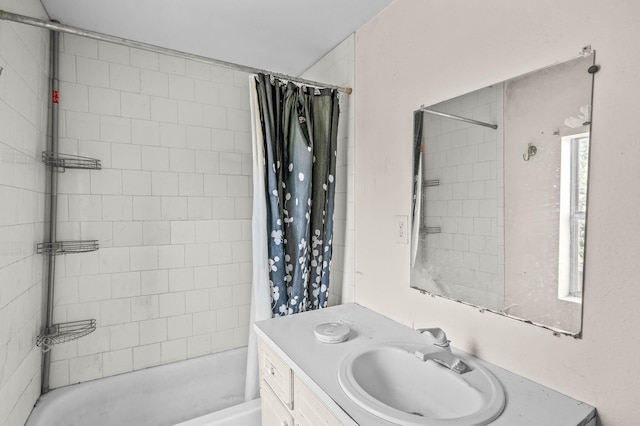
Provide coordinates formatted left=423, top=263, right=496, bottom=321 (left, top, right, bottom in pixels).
left=26, top=347, right=261, bottom=426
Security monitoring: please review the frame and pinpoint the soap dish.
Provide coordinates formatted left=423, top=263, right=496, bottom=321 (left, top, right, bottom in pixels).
left=314, top=322, right=350, bottom=344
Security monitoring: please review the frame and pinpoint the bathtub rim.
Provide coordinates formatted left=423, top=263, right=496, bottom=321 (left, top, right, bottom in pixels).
left=173, top=398, right=261, bottom=426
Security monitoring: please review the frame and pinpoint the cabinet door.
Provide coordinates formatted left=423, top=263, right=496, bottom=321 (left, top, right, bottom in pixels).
left=294, top=376, right=343, bottom=426
left=261, top=380, right=295, bottom=426
left=260, top=341, right=294, bottom=409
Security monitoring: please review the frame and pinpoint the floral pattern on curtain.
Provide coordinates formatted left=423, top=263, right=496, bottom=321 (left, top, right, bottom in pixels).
left=254, top=74, right=340, bottom=316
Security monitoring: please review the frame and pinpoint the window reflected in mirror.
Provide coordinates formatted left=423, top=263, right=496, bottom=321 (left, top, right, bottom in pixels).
left=558, top=133, right=589, bottom=302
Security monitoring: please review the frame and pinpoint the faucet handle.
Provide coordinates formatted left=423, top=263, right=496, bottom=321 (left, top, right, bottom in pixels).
left=432, top=353, right=473, bottom=374
left=414, top=350, right=473, bottom=374
left=416, top=327, right=450, bottom=349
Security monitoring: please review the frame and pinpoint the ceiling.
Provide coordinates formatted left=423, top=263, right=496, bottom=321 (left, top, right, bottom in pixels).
left=40, top=0, right=392, bottom=76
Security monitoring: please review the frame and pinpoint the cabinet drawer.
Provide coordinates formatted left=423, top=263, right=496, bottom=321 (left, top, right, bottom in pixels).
left=294, top=375, right=343, bottom=426
left=260, top=341, right=293, bottom=408
left=261, top=379, right=295, bottom=426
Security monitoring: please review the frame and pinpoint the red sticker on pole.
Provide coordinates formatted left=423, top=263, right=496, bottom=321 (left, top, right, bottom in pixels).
left=52, top=90, right=59, bottom=104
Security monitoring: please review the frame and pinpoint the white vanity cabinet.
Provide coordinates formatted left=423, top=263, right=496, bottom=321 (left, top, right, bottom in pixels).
left=261, top=383, right=294, bottom=426
left=293, top=376, right=343, bottom=426
left=259, top=339, right=343, bottom=426
left=254, top=303, right=597, bottom=426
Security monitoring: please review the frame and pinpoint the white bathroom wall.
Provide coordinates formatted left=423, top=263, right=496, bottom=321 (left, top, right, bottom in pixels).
left=0, top=1, right=50, bottom=425
left=353, top=0, right=640, bottom=424
left=300, top=35, right=355, bottom=306
left=48, top=34, right=253, bottom=387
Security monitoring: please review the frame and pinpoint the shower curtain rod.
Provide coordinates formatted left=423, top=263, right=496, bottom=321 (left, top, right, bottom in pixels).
left=0, top=10, right=353, bottom=94
left=419, top=107, right=498, bottom=129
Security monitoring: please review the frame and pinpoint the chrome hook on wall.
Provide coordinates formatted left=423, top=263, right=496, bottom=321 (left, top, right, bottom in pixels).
left=523, top=143, right=537, bottom=161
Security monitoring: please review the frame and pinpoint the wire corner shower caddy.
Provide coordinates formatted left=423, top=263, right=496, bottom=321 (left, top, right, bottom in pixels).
left=35, top=30, right=100, bottom=391
left=36, top=319, right=97, bottom=353
left=42, top=152, right=102, bottom=172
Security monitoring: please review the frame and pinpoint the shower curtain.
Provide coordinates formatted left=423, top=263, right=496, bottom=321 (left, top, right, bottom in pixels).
left=245, top=74, right=340, bottom=400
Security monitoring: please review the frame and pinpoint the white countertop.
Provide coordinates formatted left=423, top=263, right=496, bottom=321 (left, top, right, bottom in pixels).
left=254, top=303, right=596, bottom=426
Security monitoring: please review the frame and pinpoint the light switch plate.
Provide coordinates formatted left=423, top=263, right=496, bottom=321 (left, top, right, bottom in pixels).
left=394, top=215, right=408, bottom=244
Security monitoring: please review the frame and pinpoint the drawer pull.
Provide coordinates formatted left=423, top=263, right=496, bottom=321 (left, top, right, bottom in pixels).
left=269, top=366, right=276, bottom=376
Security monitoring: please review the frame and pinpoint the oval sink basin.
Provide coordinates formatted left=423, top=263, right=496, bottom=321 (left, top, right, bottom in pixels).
left=338, top=344, right=505, bottom=426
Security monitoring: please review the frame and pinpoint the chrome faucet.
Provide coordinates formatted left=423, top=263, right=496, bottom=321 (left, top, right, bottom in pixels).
left=414, top=327, right=472, bottom=374
left=429, top=352, right=472, bottom=374
left=415, top=327, right=451, bottom=350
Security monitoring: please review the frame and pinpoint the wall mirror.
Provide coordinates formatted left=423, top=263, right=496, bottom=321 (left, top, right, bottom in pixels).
left=410, top=53, right=597, bottom=336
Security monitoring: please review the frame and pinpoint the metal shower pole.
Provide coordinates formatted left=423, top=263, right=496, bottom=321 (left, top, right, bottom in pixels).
left=0, top=10, right=353, bottom=94
left=41, top=28, right=59, bottom=395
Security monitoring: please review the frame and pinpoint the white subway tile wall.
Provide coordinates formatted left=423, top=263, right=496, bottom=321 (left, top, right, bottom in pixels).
left=48, top=34, right=253, bottom=388
left=0, top=0, right=50, bottom=424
